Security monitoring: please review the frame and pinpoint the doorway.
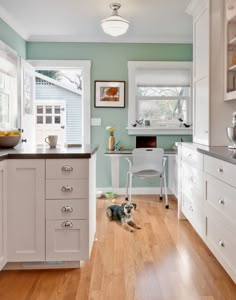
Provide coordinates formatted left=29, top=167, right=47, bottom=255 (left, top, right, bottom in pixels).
left=23, top=60, right=91, bottom=146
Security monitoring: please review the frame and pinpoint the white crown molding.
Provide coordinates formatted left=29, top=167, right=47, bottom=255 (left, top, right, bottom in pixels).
left=0, top=4, right=29, bottom=40
left=27, top=34, right=193, bottom=44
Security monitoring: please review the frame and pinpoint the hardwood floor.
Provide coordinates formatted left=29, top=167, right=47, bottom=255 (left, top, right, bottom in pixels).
left=0, top=195, right=236, bottom=300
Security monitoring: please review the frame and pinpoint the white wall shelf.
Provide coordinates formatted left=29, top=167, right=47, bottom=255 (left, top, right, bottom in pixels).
left=228, top=64, right=236, bottom=71
left=126, top=127, right=192, bottom=135
left=229, top=36, right=236, bottom=45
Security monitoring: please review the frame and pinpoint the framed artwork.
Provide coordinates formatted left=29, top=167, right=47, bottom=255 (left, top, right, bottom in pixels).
left=94, top=80, right=125, bottom=108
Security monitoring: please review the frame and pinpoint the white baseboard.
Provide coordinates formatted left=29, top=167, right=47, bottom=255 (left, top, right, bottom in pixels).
left=97, top=187, right=172, bottom=195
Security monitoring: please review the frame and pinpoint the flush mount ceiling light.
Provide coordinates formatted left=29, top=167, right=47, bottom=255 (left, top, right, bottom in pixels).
left=101, top=3, right=129, bottom=37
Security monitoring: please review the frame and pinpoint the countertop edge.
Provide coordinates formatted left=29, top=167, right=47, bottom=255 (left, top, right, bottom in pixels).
left=197, top=147, right=236, bottom=165
left=0, top=145, right=99, bottom=160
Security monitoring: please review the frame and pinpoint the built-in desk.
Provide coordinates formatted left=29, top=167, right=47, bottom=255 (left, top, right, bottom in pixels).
left=105, top=149, right=178, bottom=196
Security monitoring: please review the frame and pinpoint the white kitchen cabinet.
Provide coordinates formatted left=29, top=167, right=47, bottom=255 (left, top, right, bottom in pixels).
left=204, top=154, right=236, bottom=283
left=0, top=161, right=7, bottom=270
left=7, top=160, right=45, bottom=261
left=45, top=158, right=96, bottom=261
left=180, top=144, right=204, bottom=237
left=46, top=220, right=89, bottom=261
left=187, top=0, right=236, bottom=146
left=225, top=0, right=236, bottom=100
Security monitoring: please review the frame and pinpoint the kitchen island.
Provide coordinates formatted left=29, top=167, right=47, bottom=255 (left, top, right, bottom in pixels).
left=0, top=144, right=98, bottom=271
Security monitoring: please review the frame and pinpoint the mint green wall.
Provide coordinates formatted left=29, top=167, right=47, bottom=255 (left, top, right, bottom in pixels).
left=27, top=42, right=192, bottom=188
left=0, top=18, right=26, bottom=58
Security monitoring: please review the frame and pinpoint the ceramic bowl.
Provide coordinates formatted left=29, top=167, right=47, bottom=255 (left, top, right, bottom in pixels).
left=104, top=192, right=118, bottom=199
left=0, top=136, right=21, bottom=148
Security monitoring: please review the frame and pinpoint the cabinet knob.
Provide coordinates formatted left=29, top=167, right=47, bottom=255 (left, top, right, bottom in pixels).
left=218, top=198, right=225, bottom=205
left=61, top=185, right=73, bottom=192
left=61, top=205, right=73, bottom=212
left=189, top=205, right=194, bottom=212
left=218, top=240, right=225, bottom=247
left=61, top=165, right=73, bottom=172
left=217, top=166, right=224, bottom=173
left=188, top=153, right=192, bottom=159
left=62, top=221, right=73, bottom=228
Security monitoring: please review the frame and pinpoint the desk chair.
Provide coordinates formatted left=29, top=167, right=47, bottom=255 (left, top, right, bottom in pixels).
left=125, top=148, right=169, bottom=209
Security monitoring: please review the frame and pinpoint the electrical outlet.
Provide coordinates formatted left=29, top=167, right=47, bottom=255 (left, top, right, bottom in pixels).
left=91, top=118, right=102, bottom=126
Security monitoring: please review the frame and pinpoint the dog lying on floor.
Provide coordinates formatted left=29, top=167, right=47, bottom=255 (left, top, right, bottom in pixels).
left=106, top=203, right=141, bottom=232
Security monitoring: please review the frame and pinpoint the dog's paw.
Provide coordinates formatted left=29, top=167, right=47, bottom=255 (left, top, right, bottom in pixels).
left=136, top=225, right=141, bottom=230
left=129, top=227, right=135, bottom=232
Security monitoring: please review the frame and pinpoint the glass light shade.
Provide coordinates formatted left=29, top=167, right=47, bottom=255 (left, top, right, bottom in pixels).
left=101, top=15, right=129, bottom=37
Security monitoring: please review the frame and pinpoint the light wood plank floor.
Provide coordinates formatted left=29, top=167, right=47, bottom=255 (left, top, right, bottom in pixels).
left=0, top=195, right=236, bottom=300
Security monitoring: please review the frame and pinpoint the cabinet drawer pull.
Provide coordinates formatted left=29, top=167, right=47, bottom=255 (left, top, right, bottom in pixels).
left=61, top=185, right=73, bottom=192
left=188, top=153, right=192, bottom=159
left=218, top=240, right=225, bottom=247
left=218, top=198, right=225, bottom=205
left=217, top=166, right=224, bottom=173
left=61, top=205, right=73, bottom=212
left=189, top=205, right=194, bottom=212
left=61, top=165, right=73, bottom=172
left=62, top=221, right=73, bottom=228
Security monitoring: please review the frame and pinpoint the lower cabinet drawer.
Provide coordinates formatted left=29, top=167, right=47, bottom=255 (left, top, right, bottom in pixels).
left=46, top=220, right=89, bottom=261
left=46, top=199, right=88, bottom=220
left=182, top=193, right=204, bottom=237
left=46, top=179, right=88, bottom=199
left=205, top=174, right=236, bottom=226
left=206, top=213, right=236, bottom=278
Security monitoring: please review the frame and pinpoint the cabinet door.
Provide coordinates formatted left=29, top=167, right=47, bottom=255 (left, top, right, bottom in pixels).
left=193, top=77, right=209, bottom=145
left=46, top=220, right=89, bottom=261
left=7, top=160, right=45, bottom=261
left=194, top=4, right=209, bottom=80
left=0, top=161, right=7, bottom=270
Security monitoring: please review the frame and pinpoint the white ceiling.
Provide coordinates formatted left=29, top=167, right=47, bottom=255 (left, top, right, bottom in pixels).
left=0, top=0, right=193, bottom=43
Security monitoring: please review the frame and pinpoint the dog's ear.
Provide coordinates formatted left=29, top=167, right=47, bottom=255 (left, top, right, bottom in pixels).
left=121, top=203, right=126, bottom=207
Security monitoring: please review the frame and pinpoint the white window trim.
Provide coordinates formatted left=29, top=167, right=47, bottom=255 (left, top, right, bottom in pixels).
left=127, top=61, right=193, bottom=135
left=28, top=59, right=91, bottom=144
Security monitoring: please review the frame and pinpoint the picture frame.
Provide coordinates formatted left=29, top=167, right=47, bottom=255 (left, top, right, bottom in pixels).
left=94, top=80, right=125, bottom=108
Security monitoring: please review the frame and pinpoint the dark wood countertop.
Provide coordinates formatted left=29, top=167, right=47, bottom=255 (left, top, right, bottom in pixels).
left=0, top=144, right=99, bottom=160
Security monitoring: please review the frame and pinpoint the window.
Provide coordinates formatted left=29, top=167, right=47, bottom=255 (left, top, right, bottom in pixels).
left=0, top=41, right=18, bottom=128
left=128, top=61, right=192, bottom=135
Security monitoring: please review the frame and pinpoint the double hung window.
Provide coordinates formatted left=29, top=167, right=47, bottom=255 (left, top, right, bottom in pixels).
left=128, top=61, right=192, bottom=134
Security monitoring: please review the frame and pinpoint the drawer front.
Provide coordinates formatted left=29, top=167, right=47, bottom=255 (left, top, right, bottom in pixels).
left=46, top=199, right=88, bottom=220
left=46, top=179, right=88, bottom=199
left=46, top=159, right=89, bottom=179
left=46, top=220, right=89, bottom=261
left=181, top=146, right=203, bottom=170
left=206, top=211, right=236, bottom=274
left=182, top=163, right=203, bottom=207
left=204, top=155, right=236, bottom=188
left=182, top=193, right=204, bottom=237
left=205, top=174, right=236, bottom=226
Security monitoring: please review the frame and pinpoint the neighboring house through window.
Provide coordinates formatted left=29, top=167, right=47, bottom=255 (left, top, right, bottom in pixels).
left=29, top=60, right=91, bottom=145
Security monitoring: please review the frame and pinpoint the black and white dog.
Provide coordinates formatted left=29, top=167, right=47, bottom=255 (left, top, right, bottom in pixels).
left=106, top=203, right=141, bottom=232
